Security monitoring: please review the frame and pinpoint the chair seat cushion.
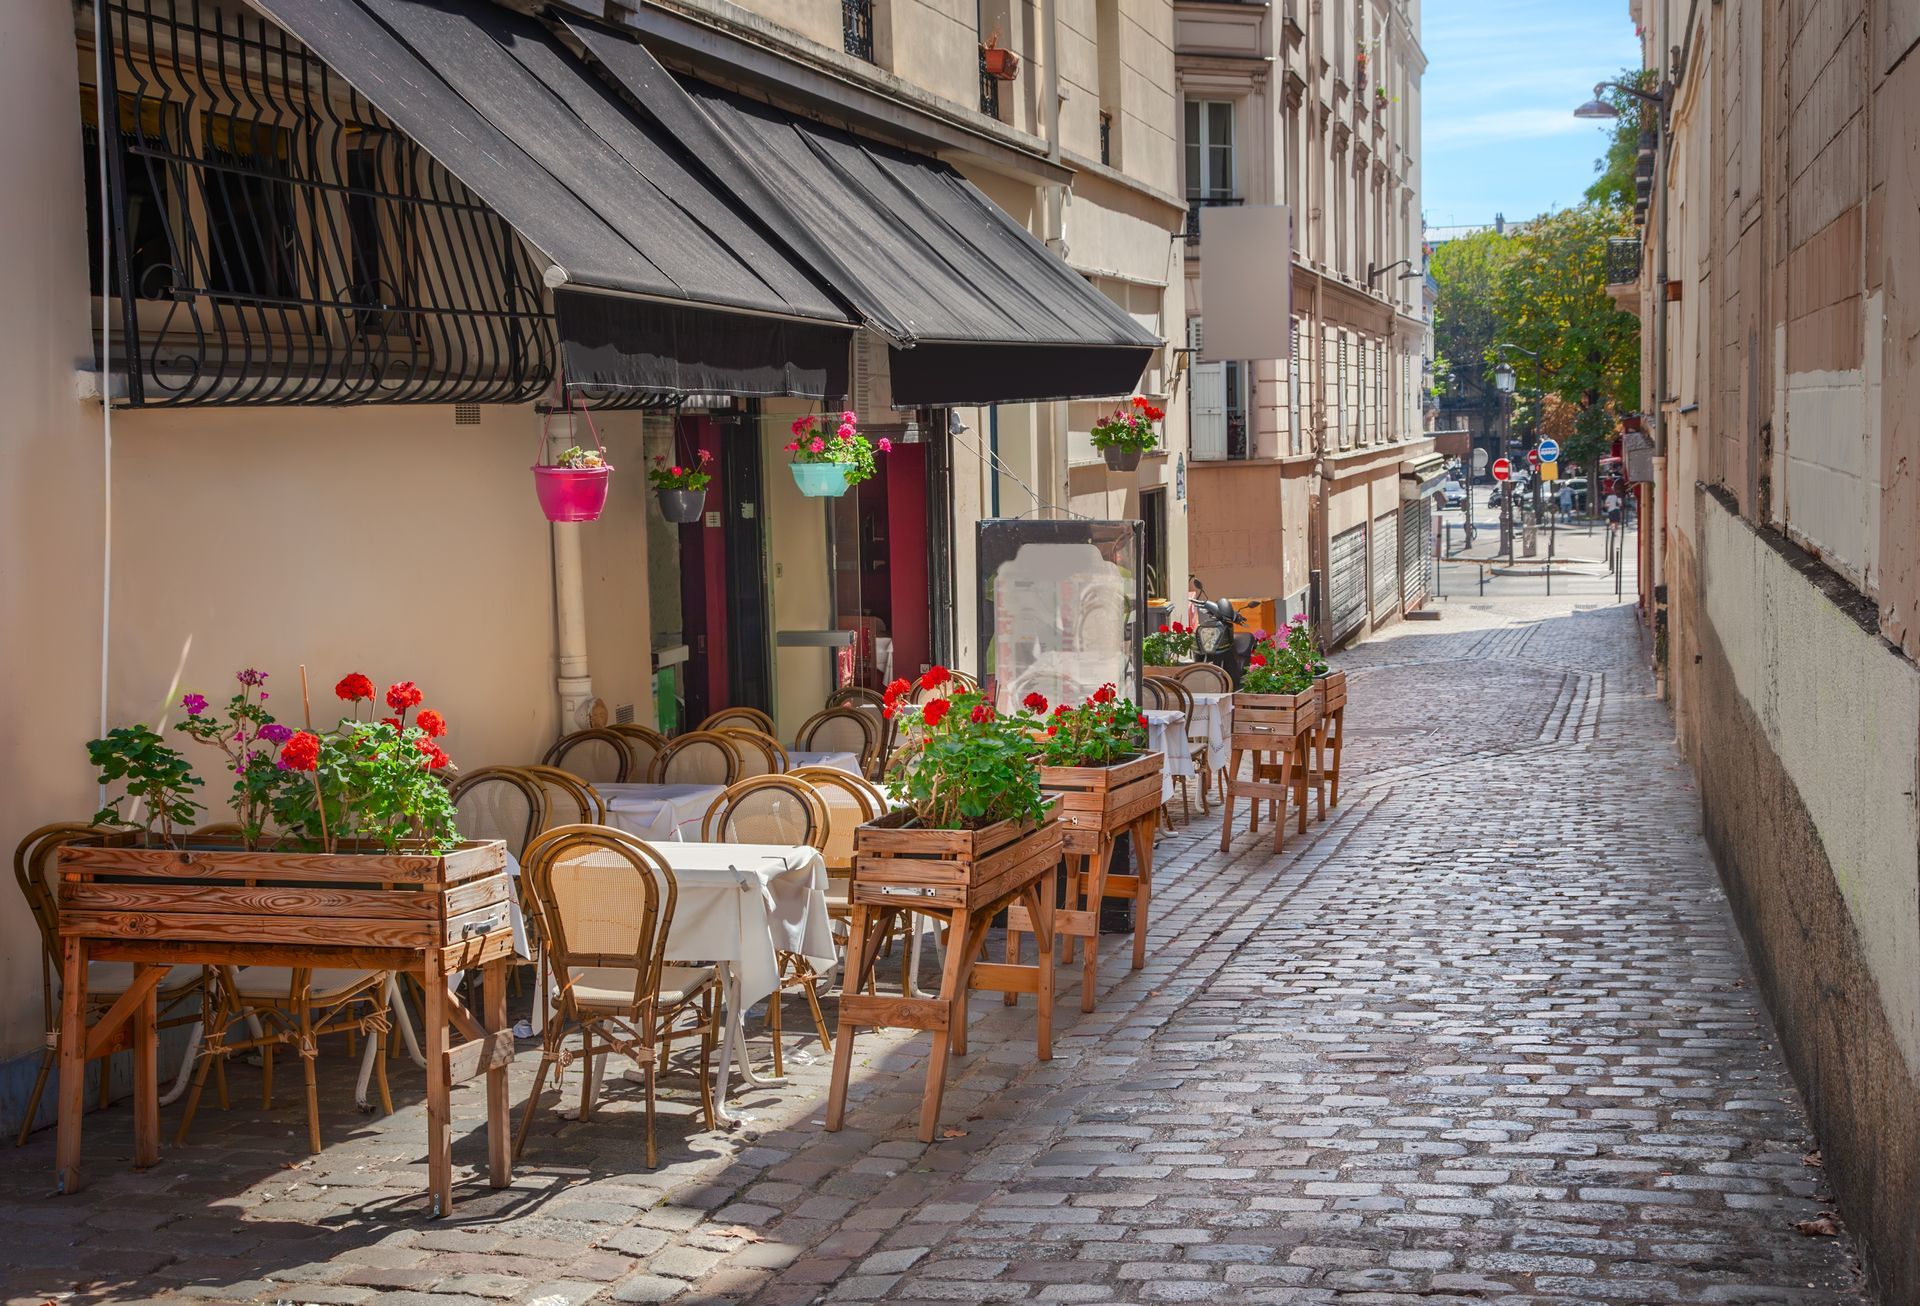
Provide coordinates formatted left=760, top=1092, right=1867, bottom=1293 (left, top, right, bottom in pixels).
left=567, top=964, right=713, bottom=1010
left=231, top=967, right=384, bottom=1003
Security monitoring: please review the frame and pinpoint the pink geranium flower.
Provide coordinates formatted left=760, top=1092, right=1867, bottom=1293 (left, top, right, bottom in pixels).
left=809, top=438, right=825, bottom=453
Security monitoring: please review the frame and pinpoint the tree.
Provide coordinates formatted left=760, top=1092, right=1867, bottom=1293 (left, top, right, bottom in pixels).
left=1429, top=228, right=1514, bottom=407
left=1490, top=203, right=1640, bottom=420
left=1585, top=67, right=1655, bottom=209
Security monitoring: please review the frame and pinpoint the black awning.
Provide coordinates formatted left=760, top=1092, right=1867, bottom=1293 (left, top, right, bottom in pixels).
left=563, top=18, right=1162, bottom=406
left=249, top=0, right=853, bottom=396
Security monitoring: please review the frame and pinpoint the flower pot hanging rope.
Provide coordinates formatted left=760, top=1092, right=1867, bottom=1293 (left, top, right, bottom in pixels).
left=531, top=392, right=613, bottom=523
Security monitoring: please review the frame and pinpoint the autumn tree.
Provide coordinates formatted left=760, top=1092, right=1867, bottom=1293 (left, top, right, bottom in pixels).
left=1429, top=227, right=1514, bottom=407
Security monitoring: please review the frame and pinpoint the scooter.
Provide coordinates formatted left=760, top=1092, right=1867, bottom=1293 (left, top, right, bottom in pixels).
left=1191, top=592, right=1254, bottom=686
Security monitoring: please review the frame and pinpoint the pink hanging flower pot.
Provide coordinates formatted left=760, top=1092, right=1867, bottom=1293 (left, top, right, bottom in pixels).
left=532, top=396, right=612, bottom=523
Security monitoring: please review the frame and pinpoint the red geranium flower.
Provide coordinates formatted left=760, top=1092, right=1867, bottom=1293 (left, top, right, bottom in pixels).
left=1053, top=704, right=1071, bottom=717
left=969, top=703, right=994, bottom=724
left=385, top=681, right=423, bottom=714
left=278, top=731, right=321, bottom=772
left=1157, top=624, right=1170, bottom=634
left=416, top=709, right=447, bottom=739
left=921, top=698, right=952, bottom=728
left=334, top=672, right=374, bottom=703
left=1250, top=653, right=1268, bottom=667
left=1092, top=684, right=1117, bottom=704
left=1046, top=725, right=1058, bottom=736
left=1137, top=714, right=1149, bottom=729
left=1022, top=692, right=1048, bottom=714
left=885, top=677, right=912, bottom=700
left=1171, top=622, right=1184, bottom=633
left=918, top=666, right=951, bottom=691
left=415, top=737, right=450, bottom=769
left=380, top=716, right=402, bottom=729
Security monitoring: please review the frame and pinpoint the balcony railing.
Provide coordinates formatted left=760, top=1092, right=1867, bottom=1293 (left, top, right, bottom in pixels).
left=1605, top=237, right=1643, bottom=286
left=980, top=49, right=1001, bottom=118
left=1099, top=111, right=1112, bottom=165
left=842, top=0, right=874, bottom=62
left=1184, top=195, right=1244, bottom=243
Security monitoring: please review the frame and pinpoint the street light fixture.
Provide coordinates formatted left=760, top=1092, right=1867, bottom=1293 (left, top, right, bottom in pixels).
left=1493, top=361, right=1516, bottom=394
left=1574, top=80, right=1666, bottom=120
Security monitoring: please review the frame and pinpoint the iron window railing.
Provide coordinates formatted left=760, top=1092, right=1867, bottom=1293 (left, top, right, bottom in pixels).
left=842, top=0, right=874, bottom=62
left=1184, top=195, right=1243, bottom=243
left=1605, top=236, right=1643, bottom=286
left=88, top=0, right=557, bottom=407
left=980, top=49, right=1001, bottom=118
left=1099, top=111, right=1112, bottom=165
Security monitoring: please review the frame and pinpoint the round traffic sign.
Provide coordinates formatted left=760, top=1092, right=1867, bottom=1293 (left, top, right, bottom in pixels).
left=1538, top=438, right=1561, bottom=463
left=1491, top=457, right=1511, bottom=482
left=1527, top=449, right=1541, bottom=468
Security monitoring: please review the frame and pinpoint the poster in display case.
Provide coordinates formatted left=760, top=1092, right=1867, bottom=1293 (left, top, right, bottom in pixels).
left=976, top=518, right=1145, bottom=715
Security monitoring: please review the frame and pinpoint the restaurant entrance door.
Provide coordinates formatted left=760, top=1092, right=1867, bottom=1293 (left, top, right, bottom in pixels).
left=674, top=410, right=772, bottom=729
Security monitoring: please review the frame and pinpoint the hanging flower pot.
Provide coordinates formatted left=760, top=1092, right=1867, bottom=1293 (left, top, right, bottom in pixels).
left=1102, top=445, right=1142, bottom=472
left=785, top=410, right=889, bottom=499
left=1090, top=396, right=1163, bottom=475
left=649, top=448, right=715, bottom=523
left=981, top=33, right=1020, bottom=80
left=533, top=399, right=613, bottom=523
left=532, top=461, right=611, bottom=523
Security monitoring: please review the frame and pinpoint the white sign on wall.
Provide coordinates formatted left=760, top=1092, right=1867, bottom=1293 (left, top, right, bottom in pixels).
left=1197, top=204, right=1293, bottom=363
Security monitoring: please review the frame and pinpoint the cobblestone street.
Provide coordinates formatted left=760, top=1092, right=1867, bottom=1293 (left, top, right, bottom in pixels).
left=3, top=595, right=1870, bottom=1306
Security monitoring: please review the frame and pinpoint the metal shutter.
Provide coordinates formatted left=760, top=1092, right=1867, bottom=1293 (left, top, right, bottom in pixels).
left=1371, top=512, right=1398, bottom=616
left=1328, top=523, right=1367, bottom=642
left=1400, top=498, right=1430, bottom=610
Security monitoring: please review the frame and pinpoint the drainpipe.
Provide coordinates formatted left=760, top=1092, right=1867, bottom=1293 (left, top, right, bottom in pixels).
left=544, top=410, right=597, bottom=730
left=1307, top=0, right=1330, bottom=623
left=1042, top=0, right=1071, bottom=512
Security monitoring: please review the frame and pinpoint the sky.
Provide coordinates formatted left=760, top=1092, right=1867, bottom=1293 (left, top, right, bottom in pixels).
left=1420, top=1, right=1644, bottom=230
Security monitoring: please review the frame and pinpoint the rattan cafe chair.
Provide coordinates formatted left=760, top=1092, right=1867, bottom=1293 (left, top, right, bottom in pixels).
left=608, top=724, right=670, bottom=786
left=793, top=707, right=880, bottom=776
left=699, top=776, right=834, bottom=1075
left=1175, top=661, right=1233, bottom=695
left=523, top=765, right=607, bottom=826
left=450, top=766, right=547, bottom=860
left=11, top=824, right=211, bottom=1146
left=650, top=731, right=740, bottom=787
left=1157, top=676, right=1210, bottom=821
left=542, top=729, right=635, bottom=785
left=718, top=728, right=788, bottom=778
left=825, top=685, right=886, bottom=714
left=516, top=825, right=718, bottom=1168
left=698, top=706, right=777, bottom=736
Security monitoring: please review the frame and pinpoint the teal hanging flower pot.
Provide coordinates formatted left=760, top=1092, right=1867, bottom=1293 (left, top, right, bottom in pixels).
left=790, top=462, right=852, bottom=497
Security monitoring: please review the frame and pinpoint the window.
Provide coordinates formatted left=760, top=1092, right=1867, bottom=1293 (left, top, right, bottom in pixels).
left=843, top=0, right=875, bottom=61
left=81, top=93, right=177, bottom=300
left=1140, top=488, right=1168, bottom=602
left=346, top=138, right=414, bottom=336
left=1184, top=100, right=1235, bottom=199
left=202, top=113, right=297, bottom=301
left=1225, top=360, right=1249, bottom=459
left=1287, top=319, right=1303, bottom=456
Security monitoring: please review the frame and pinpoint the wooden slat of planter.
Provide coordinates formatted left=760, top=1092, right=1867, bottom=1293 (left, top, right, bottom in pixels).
left=56, top=841, right=504, bottom=887
left=967, top=961, right=1039, bottom=994
left=442, top=875, right=512, bottom=918
left=439, top=928, right=516, bottom=972
left=839, top=994, right=949, bottom=1033
left=444, top=894, right=515, bottom=946
left=87, top=938, right=419, bottom=969
left=62, top=910, right=436, bottom=949
left=62, top=883, right=440, bottom=920
left=1037, top=752, right=1162, bottom=792
left=445, top=1029, right=515, bottom=1085
left=966, top=832, right=1062, bottom=912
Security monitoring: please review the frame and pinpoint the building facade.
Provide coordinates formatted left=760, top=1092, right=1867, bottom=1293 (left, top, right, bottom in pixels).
left=0, top=0, right=1186, bottom=1133
left=1177, top=0, right=1435, bottom=641
left=1621, top=1, right=1920, bottom=1297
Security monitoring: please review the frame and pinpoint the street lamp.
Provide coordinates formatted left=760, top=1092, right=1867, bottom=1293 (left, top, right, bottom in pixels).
left=1493, top=361, right=1516, bottom=394
left=1574, top=80, right=1665, bottom=120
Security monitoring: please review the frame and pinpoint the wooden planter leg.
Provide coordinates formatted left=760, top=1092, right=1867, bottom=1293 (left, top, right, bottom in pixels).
left=483, top=958, right=510, bottom=1188
left=1273, top=748, right=1292, bottom=854
left=1218, top=748, right=1240, bottom=853
left=1130, top=816, right=1155, bottom=971
left=55, top=938, right=87, bottom=1194
left=1313, top=722, right=1328, bottom=819
left=1328, top=710, right=1346, bottom=808
left=917, top=907, right=973, bottom=1143
left=1079, top=841, right=1116, bottom=1014
left=1027, top=884, right=1055, bottom=1060
left=1295, top=736, right=1311, bottom=835
left=824, top=903, right=873, bottom=1132
left=132, top=966, right=160, bottom=1169
left=422, top=951, right=452, bottom=1217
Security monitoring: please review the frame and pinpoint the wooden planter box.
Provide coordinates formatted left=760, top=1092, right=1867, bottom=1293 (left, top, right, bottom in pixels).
left=851, top=808, right=1062, bottom=912
left=1231, top=688, right=1322, bottom=744
left=1314, top=670, right=1348, bottom=715
left=1038, top=752, right=1163, bottom=854
left=56, top=837, right=516, bottom=971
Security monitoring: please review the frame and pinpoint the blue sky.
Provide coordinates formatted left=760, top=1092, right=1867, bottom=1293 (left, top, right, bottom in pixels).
left=1421, top=1, right=1643, bottom=229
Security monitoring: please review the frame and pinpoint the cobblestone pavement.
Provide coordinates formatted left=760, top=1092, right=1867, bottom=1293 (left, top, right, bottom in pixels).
left=3, top=597, right=1870, bottom=1306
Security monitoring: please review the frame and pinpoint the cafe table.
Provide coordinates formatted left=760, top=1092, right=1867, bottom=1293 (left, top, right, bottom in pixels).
left=596, top=782, right=726, bottom=842
left=1140, top=709, right=1193, bottom=805
left=1187, top=691, right=1232, bottom=764
left=785, top=749, right=863, bottom=774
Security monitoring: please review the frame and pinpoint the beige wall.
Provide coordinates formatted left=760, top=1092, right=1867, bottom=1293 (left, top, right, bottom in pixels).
left=0, top=8, right=107, bottom=1063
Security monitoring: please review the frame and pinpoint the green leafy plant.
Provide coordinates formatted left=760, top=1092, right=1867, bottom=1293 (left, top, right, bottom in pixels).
left=785, top=410, right=889, bottom=485
left=88, top=725, right=203, bottom=848
left=1144, top=620, right=1196, bottom=665
left=881, top=669, right=1047, bottom=830
left=1029, top=686, right=1147, bottom=768
left=555, top=445, right=606, bottom=470
left=647, top=448, right=714, bottom=492
left=1241, top=617, right=1327, bottom=695
left=175, top=668, right=296, bottom=848
left=1089, top=397, right=1163, bottom=455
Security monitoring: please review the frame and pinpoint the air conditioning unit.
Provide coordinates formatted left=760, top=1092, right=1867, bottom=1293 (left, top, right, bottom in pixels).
left=852, top=331, right=920, bottom=439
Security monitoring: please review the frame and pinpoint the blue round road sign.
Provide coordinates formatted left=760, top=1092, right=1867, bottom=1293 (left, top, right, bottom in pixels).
left=1538, top=438, right=1561, bottom=463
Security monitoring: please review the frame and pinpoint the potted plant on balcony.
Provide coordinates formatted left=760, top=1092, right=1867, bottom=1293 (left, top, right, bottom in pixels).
left=1143, top=621, right=1196, bottom=671
left=1090, top=396, right=1163, bottom=472
left=785, top=410, right=889, bottom=498
left=980, top=32, right=1019, bottom=80
left=649, top=449, right=714, bottom=524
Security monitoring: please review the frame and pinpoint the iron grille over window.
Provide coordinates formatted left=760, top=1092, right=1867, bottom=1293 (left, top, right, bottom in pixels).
left=1183, top=195, right=1243, bottom=242
left=87, top=0, right=555, bottom=406
left=1099, top=111, right=1112, bottom=165
left=842, top=0, right=875, bottom=62
left=980, top=49, right=1001, bottom=118
left=1605, top=237, right=1643, bottom=286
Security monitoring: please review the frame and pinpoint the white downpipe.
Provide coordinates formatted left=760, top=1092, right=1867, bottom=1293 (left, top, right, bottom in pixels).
left=1042, top=0, right=1070, bottom=510
left=544, top=411, right=596, bottom=729
left=94, top=1, right=113, bottom=753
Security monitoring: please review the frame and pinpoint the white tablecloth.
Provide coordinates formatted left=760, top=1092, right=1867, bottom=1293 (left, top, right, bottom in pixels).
left=1188, top=692, right=1232, bottom=766
left=1141, top=709, right=1192, bottom=803
left=597, top=782, right=726, bottom=842
left=654, top=842, right=836, bottom=1007
left=786, top=750, right=863, bottom=775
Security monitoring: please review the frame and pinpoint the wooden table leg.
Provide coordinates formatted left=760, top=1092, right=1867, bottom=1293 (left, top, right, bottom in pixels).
left=483, top=958, right=510, bottom=1189
left=1130, top=817, right=1155, bottom=971
left=422, top=951, right=452, bottom=1217
left=132, top=964, right=160, bottom=1169
left=55, top=938, right=88, bottom=1194
left=917, top=907, right=970, bottom=1144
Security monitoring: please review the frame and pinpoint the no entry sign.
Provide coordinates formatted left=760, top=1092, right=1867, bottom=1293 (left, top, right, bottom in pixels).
left=1491, top=457, right=1512, bottom=482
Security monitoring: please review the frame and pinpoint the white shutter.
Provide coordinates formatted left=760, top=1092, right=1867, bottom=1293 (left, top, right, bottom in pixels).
left=1191, top=362, right=1227, bottom=461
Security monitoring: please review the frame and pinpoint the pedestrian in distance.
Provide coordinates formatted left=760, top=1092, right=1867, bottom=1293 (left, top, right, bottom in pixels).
left=1558, top=483, right=1573, bottom=521
left=1605, top=490, right=1623, bottom=526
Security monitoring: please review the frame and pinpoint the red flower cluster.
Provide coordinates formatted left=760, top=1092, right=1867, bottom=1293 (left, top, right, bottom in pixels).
left=969, top=703, right=994, bottom=724
left=881, top=676, right=913, bottom=719
left=1022, top=692, right=1049, bottom=714
left=415, top=709, right=448, bottom=739
left=335, top=672, right=374, bottom=703
left=279, top=730, right=322, bottom=772
left=1137, top=713, right=1149, bottom=729
left=415, top=737, right=451, bottom=769
left=385, top=681, right=423, bottom=714
left=918, top=666, right=951, bottom=690
left=1249, top=653, right=1268, bottom=668
left=1129, top=395, right=1166, bottom=422
left=921, top=698, right=952, bottom=728
left=1091, top=683, right=1118, bottom=704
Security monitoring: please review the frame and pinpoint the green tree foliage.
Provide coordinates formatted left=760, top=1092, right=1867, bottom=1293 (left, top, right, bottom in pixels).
left=1490, top=203, right=1640, bottom=418
left=1429, top=228, right=1513, bottom=404
left=1585, top=68, right=1656, bottom=209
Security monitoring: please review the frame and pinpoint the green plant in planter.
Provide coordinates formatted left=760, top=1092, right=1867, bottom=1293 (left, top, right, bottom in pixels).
left=88, top=725, right=203, bottom=848
left=1029, top=686, right=1148, bottom=767
left=1089, top=396, right=1164, bottom=457
left=555, top=445, right=607, bottom=470
left=1241, top=617, right=1328, bottom=694
left=1143, top=621, right=1196, bottom=664
left=881, top=669, right=1046, bottom=830
left=785, top=410, right=888, bottom=485
left=646, top=448, right=714, bottom=492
